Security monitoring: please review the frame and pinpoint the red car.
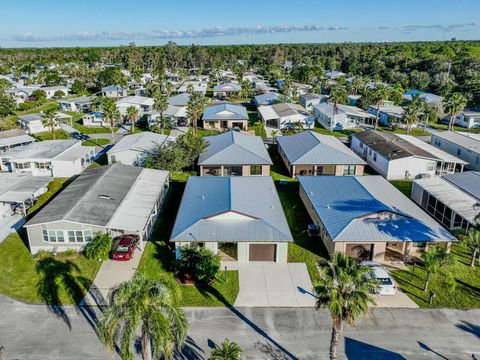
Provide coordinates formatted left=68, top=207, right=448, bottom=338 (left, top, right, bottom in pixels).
left=111, top=235, right=140, bottom=261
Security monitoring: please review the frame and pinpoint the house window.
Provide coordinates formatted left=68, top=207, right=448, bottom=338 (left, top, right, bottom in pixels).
left=456, top=148, right=462, bottom=156
left=250, top=165, right=262, bottom=175
left=48, top=230, right=57, bottom=242
left=68, top=231, right=76, bottom=242
left=15, top=162, right=31, bottom=170
left=84, top=229, right=93, bottom=242
left=75, top=231, right=84, bottom=243
left=35, top=162, right=50, bottom=169
left=56, top=231, right=65, bottom=242
left=373, top=153, right=377, bottom=161
left=42, top=230, right=49, bottom=242
left=343, top=165, right=356, bottom=176
left=360, top=142, right=364, bottom=149
left=426, top=162, right=435, bottom=171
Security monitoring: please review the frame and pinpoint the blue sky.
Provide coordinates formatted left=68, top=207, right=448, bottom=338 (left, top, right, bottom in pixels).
left=1, top=0, right=479, bottom=47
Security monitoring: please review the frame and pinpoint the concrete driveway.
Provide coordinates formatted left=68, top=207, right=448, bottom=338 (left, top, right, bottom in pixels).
left=81, top=245, right=143, bottom=306
left=373, top=290, right=419, bottom=308
left=228, top=262, right=316, bottom=307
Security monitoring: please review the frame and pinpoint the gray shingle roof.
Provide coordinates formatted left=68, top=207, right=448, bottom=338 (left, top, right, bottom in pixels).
left=198, top=131, right=272, bottom=166
left=202, top=104, right=248, bottom=121
left=0, top=173, right=51, bottom=203
left=2, top=140, right=80, bottom=160
left=26, top=164, right=143, bottom=227
left=276, top=131, right=366, bottom=165
left=299, top=176, right=456, bottom=242
left=353, top=130, right=438, bottom=160
left=168, top=93, right=190, bottom=107
left=171, top=176, right=293, bottom=242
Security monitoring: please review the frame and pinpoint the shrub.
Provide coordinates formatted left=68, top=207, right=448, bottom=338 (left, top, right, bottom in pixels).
left=174, top=245, right=220, bottom=283
left=54, top=90, right=65, bottom=98
left=82, top=233, right=112, bottom=261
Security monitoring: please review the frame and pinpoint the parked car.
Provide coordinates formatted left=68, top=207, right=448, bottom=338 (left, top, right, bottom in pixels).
left=362, top=261, right=397, bottom=295
left=111, top=234, right=140, bottom=261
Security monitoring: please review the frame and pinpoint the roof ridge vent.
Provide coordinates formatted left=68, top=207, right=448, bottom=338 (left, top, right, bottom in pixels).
left=98, top=194, right=112, bottom=200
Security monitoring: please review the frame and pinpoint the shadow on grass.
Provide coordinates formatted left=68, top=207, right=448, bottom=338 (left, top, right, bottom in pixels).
left=35, top=256, right=91, bottom=330
left=196, top=286, right=298, bottom=360
left=268, top=145, right=292, bottom=178
left=455, top=278, right=480, bottom=297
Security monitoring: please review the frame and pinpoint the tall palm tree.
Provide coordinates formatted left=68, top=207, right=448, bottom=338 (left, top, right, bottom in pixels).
left=187, top=92, right=208, bottom=134
left=41, top=109, right=59, bottom=140
left=328, top=86, right=348, bottom=132
left=314, top=253, right=378, bottom=360
left=421, top=246, right=455, bottom=291
left=402, top=103, right=419, bottom=134
left=112, top=71, right=128, bottom=101
left=371, top=84, right=389, bottom=130
left=125, top=106, right=139, bottom=133
left=102, top=98, right=120, bottom=144
left=444, top=92, right=468, bottom=131
left=153, top=94, right=169, bottom=134
left=98, top=273, right=188, bottom=360
left=209, top=338, right=242, bottom=360
left=463, top=229, right=480, bottom=267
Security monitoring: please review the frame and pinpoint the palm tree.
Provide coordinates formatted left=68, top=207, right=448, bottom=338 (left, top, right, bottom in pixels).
left=98, top=273, right=188, bottom=360
left=314, top=253, right=378, bottom=360
left=41, top=109, right=59, bottom=140
left=421, top=246, right=455, bottom=291
left=112, top=71, right=128, bottom=101
left=209, top=338, right=242, bottom=360
left=371, top=84, right=389, bottom=130
left=125, top=106, right=139, bottom=133
left=463, top=229, right=480, bottom=267
left=328, top=86, right=348, bottom=132
left=240, top=80, right=251, bottom=99
left=402, top=103, right=419, bottom=134
left=187, top=92, right=208, bottom=134
left=153, top=94, right=169, bottom=134
left=102, top=98, right=120, bottom=144
left=444, top=93, right=468, bottom=131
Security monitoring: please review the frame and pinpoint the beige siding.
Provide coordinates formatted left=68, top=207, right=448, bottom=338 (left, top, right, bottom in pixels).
left=242, top=165, right=250, bottom=176
left=335, top=165, right=344, bottom=176
left=355, top=165, right=364, bottom=176
left=262, top=165, right=270, bottom=176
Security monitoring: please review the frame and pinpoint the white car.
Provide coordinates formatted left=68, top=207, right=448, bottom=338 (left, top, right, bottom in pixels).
left=362, top=262, right=397, bottom=295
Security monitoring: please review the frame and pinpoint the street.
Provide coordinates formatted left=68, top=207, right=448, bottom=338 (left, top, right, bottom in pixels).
left=0, top=296, right=478, bottom=359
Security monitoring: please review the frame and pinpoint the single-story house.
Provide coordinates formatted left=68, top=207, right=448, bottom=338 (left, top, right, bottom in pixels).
left=198, top=131, right=272, bottom=176
left=0, top=140, right=95, bottom=177
left=0, top=129, right=35, bottom=153
left=431, top=131, right=480, bottom=171
left=258, top=103, right=314, bottom=130
left=58, top=96, right=95, bottom=113
left=115, top=95, right=154, bottom=116
left=102, top=85, right=128, bottom=98
left=242, top=72, right=264, bottom=83
left=288, top=82, right=312, bottom=97
left=325, top=70, right=346, bottom=80
left=24, top=163, right=170, bottom=254
left=403, top=90, right=444, bottom=115
left=107, top=132, right=174, bottom=166
left=412, top=171, right=480, bottom=233
left=368, top=105, right=405, bottom=127
left=82, top=112, right=109, bottom=127
left=17, top=113, right=72, bottom=134
left=313, top=103, right=375, bottom=130
left=276, top=130, right=366, bottom=177
left=454, top=110, right=480, bottom=129
left=0, top=173, right=52, bottom=241
left=298, top=175, right=456, bottom=261
left=348, top=95, right=361, bottom=106
left=41, top=86, right=69, bottom=99
left=171, top=176, right=293, bottom=263
left=213, top=83, right=241, bottom=98
left=253, top=81, right=276, bottom=94
left=254, top=92, right=280, bottom=107
left=351, top=130, right=467, bottom=180
left=177, top=81, right=208, bottom=95
left=201, top=104, right=249, bottom=131
left=168, top=93, right=191, bottom=107
left=299, top=93, right=328, bottom=110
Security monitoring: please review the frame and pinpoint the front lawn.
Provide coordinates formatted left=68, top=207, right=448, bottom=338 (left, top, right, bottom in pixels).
left=276, top=181, right=328, bottom=283
left=313, top=124, right=361, bottom=138
left=0, top=232, right=101, bottom=304
left=379, top=126, right=429, bottom=137
left=81, top=138, right=111, bottom=147
left=137, top=180, right=239, bottom=307
left=390, top=180, right=413, bottom=197
left=34, top=129, right=71, bottom=141
left=391, top=245, right=480, bottom=308
left=428, top=121, right=480, bottom=134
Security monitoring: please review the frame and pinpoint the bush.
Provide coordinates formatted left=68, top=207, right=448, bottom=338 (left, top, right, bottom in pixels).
left=174, top=245, right=220, bottom=283
left=82, top=233, right=112, bottom=261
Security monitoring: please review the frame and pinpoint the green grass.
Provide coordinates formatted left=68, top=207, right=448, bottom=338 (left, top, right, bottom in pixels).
left=276, top=181, right=328, bottom=283
left=268, top=145, right=295, bottom=181
left=34, top=129, right=71, bottom=141
left=428, top=121, right=480, bottom=134
left=0, top=233, right=101, bottom=304
left=391, top=245, right=480, bottom=308
left=27, top=178, right=71, bottom=216
left=379, top=126, right=429, bottom=137
left=390, top=180, right=413, bottom=197
left=70, top=114, right=115, bottom=134
left=138, top=180, right=239, bottom=307
left=313, top=124, right=362, bottom=138
left=81, top=138, right=111, bottom=147
left=87, top=152, right=109, bottom=169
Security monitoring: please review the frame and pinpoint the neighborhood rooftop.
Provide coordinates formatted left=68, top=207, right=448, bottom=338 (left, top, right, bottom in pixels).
left=277, top=130, right=366, bottom=165
left=433, top=131, right=480, bottom=152
left=1, top=139, right=81, bottom=160
left=202, top=103, right=248, bottom=120
left=299, top=176, right=456, bottom=242
left=198, top=131, right=272, bottom=165
left=0, top=173, right=51, bottom=203
left=26, top=164, right=169, bottom=231
left=0, top=129, right=34, bottom=148
left=108, top=132, right=172, bottom=154
left=170, top=176, right=293, bottom=243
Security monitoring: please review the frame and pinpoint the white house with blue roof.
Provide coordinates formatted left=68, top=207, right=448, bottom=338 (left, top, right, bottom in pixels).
left=171, top=176, right=293, bottom=263
left=201, top=103, right=249, bottom=131
left=298, top=175, right=456, bottom=261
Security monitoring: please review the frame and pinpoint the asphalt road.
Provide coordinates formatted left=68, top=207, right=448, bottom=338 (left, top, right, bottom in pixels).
left=0, top=296, right=478, bottom=360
